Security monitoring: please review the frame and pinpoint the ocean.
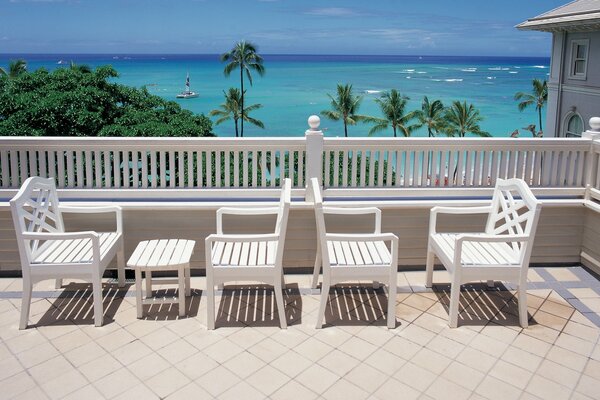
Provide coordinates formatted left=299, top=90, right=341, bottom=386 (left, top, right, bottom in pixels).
left=0, top=54, right=550, bottom=138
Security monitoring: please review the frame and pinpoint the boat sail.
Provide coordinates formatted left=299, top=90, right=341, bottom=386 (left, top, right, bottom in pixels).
left=176, top=73, right=199, bottom=98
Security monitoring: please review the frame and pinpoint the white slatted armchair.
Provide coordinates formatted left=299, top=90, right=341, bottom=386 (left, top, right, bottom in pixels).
left=10, top=177, right=125, bottom=329
left=309, top=178, right=399, bottom=329
left=425, top=178, right=542, bottom=328
left=205, top=178, right=291, bottom=329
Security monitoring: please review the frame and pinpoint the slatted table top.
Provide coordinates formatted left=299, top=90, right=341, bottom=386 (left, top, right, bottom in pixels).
left=127, top=239, right=195, bottom=269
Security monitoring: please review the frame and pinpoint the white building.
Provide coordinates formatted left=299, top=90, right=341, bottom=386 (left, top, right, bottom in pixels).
left=518, top=0, right=600, bottom=137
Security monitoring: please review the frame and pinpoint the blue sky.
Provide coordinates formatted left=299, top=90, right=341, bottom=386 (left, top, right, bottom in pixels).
left=0, top=0, right=566, bottom=56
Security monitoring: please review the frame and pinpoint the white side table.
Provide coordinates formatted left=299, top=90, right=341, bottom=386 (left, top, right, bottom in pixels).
left=127, top=239, right=195, bottom=318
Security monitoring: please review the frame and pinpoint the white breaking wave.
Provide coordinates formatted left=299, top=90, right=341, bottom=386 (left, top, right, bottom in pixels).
left=445, top=78, right=463, bottom=82
left=365, top=90, right=381, bottom=94
left=487, top=76, right=496, bottom=80
left=532, top=65, right=547, bottom=68
left=461, top=68, right=477, bottom=72
left=509, top=71, right=518, bottom=74
left=488, top=67, right=502, bottom=71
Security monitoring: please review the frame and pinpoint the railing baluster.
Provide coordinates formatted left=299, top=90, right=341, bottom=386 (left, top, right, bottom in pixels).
left=242, top=151, right=248, bottom=187
left=177, top=150, right=184, bottom=188
left=84, top=150, right=92, bottom=188
left=168, top=151, right=175, bottom=188
left=342, top=149, right=348, bottom=187
left=252, top=150, right=258, bottom=188
left=159, top=151, right=166, bottom=188
left=39, top=150, right=47, bottom=179
left=131, top=151, right=139, bottom=188
left=206, top=151, right=213, bottom=188
left=298, top=150, right=304, bottom=188
left=0, top=150, right=8, bottom=188
left=140, top=151, right=148, bottom=189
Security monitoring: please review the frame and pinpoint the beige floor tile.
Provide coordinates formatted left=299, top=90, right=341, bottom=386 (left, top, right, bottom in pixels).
left=61, top=384, right=105, bottom=400
left=247, top=364, right=291, bottom=396
left=78, top=353, right=122, bottom=382
left=295, top=363, right=340, bottom=394
left=488, top=360, right=532, bottom=390
left=539, top=298, right=575, bottom=320
left=318, top=349, right=362, bottom=377
left=469, top=333, right=509, bottom=358
left=12, top=386, right=50, bottom=400
left=175, top=351, right=219, bottom=380
left=562, top=320, right=600, bottom=343
left=425, top=377, right=471, bottom=400
left=441, top=361, right=485, bottom=391
left=5, top=330, right=49, bottom=354
left=411, top=347, right=452, bottom=375
left=93, top=368, right=141, bottom=399
left=138, top=327, right=180, bottom=351
left=293, top=336, right=335, bottom=362
left=511, top=333, right=551, bottom=357
left=394, top=362, right=438, bottom=392
left=345, top=362, right=390, bottom=393
left=554, top=332, right=595, bottom=357
left=222, top=351, right=266, bottom=379
left=113, top=383, right=160, bottom=400
left=63, top=341, right=107, bottom=368
left=15, top=341, right=59, bottom=369
left=374, top=377, right=421, bottom=400
left=271, top=379, right=319, bottom=400
left=575, top=374, right=600, bottom=399
left=156, top=339, right=198, bottom=364
left=363, top=346, right=406, bottom=375
left=163, top=382, right=211, bottom=400
left=568, top=288, right=599, bottom=299
left=402, top=293, right=437, bottom=312
left=500, top=346, right=543, bottom=372
left=269, top=327, right=310, bottom=348
left=536, top=359, right=581, bottom=389
left=27, top=355, right=73, bottom=384
left=480, top=323, right=519, bottom=344
left=397, top=323, right=436, bottom=346
left=246, top=336, right=289, bottom=363
left=395, top=303, right=424, bottom=323
left=475, top=375, right=522, bottom=400
left=583, top=359, right=600, bottom=380
left=40, top=369, right=88, bottom=400
left=94, top=327, right=136, bottom=352
left=127, top=352, right=170, bottom=382
left=382, top=335, right=422, bottom=360
left=194, top=365, right=241, bottom=397
left=110, top=339, right=153, bottom=366
left=322, top=379, right=370, bottom=400
left=0, top=370, right=37, bottom=399
left=525, top=375, right=572, bottom=400
left=49, top=329, right=93, bottom=353
left=123, top=319, right=163, bottom=338
left=455, top=347, right=497, bottom=373
left=145, top=367, right=191, bottom=398
left=336, top=336, right=378, bottom=361
left=546, top=268, right=579, bottom=282
left=202, top=337, right=245, bottom=363
left=219, top=381, right=266, bottom=400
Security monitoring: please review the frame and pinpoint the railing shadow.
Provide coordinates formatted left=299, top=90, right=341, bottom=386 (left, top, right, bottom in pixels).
left=33, top=282, right=131, bottom=327
left=214, top=283, right=302, bottom=328
left=432, top=282, right=535, bottom=327
left=322, top=284, right=391, bottom=327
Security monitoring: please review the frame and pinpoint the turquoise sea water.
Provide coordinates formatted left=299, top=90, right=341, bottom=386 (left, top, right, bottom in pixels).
left=0, top=54, right=550, bottom=138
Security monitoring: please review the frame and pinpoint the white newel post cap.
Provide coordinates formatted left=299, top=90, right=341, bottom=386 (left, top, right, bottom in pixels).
left=306, top=115, right=321, bottom=134
left=590, top=117, right=600, bottom=132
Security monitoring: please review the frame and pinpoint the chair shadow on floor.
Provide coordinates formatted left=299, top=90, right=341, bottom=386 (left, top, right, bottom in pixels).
left=432, top=282, right=537, bottom=327
left=321, top=284, right=393, bottom=328
left=214, top=283, right=302, bottom=328
left=142, top=288, right=203, bottom=321
left=33, top=282, right=131, bottom=327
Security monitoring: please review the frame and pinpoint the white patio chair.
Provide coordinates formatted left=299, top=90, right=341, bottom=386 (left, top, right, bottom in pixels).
left=425, top=178, right=542, bottom=328
left=205, top=178, right=291, bottom=329
left=10, top=177, right=125, bottom=329
left=309, top=178, right=399, bottom=329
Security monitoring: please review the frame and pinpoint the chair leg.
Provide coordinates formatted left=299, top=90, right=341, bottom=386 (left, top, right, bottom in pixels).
left=145, top=271, right=152, bottom=298
left=55, top=279, right=63, bottom=289
left=185, top=265, right=191, bottom=297
left=19, top=279, right=33, bottom=330
left=311, top=245, right=321, bottom=289
left=207, top=274, right=215, bottom=330
left=178, top=266, right=186, bottom=317
left=135, top=268, right=143, bottom=319
left=315, top=276, right=330, bottom=329
left=425, top=247, right=434, bottom=288
left=518, top=284, right=528, bottom=328
left=117, top=249, right=126, bottom=288
left=274, top=280, right=287, bottom=329
left=92, top=277, right=104, bottom=327
left=448, top=279, right=461, bottom=328
left=387, top=275, right=397, bottom=329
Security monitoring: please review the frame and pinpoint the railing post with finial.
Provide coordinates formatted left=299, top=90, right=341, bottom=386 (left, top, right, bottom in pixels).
left=583, top=117, right=600, bottom=198
left=305, top=115, right=324, bottom=200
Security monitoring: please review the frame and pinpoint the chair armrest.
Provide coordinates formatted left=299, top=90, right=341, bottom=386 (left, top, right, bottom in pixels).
left=59, top=205, right=123, bottom=234
left=325, top=232, right=398, bottom=243
left=205, top=233, right=280, bottom=244
left=22, top=231, right=101, bottom=261
left=216, top=207, right=280, bottom=234
left=429, top=205, right=491, bottom=235
left=453, top=234, right=530, bottom=266
left=323, top=206, right=382, bottom=233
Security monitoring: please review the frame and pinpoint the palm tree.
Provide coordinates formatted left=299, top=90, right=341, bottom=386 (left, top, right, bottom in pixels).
left=415, top=96, right=446, bottom=137
left=69, top=61, right=92, bottom=73
left=321, top=84, right=366, bottom=137
left=209, top=88, right=264, bottom=137
left=221, top=41, right=265, bottom=137
left=0, top=59, right=27, bottom=78
left=443, top=101, right=490, bottom=137
left=514, top=78, right=548, bottom=134
left=364, top=89, right=417, bottom=137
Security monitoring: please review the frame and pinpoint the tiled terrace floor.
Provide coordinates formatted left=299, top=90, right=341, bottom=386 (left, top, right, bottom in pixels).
left=0, top=267, right=599, bottom=400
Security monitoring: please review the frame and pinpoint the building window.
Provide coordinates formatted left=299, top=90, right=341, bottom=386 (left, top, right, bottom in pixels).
left=565, top=113, right=584, bottom=137
left=569, top=39, right=589, bottom=79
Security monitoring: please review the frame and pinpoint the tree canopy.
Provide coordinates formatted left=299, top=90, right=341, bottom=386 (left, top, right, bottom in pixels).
left=0, top=64, right=213, bottom=137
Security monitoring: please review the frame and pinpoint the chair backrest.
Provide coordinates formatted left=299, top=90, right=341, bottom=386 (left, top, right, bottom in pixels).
left=309, top=178, right=331, bottom=268
left=485, top=178, right=542, bottom=265
left=274, top=178, right=292, bottom=267
left=10, top=177, right=65, bottom=268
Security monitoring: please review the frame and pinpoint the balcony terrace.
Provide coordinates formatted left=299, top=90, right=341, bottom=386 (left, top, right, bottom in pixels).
left=0, top=116, right=600, bottom=399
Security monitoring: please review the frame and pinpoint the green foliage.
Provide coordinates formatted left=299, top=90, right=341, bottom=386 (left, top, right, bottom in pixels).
left=514, top=78, right=547, bottom=133
left=221, top=41, right=265, bottom=137
left=0, top=59, right=27, bottom=79
left=209, top=88, right=264, bottom=137
left=321, top=84, right=366, bottom=137
left=0, top=64, right=213, bottom=137
left=414, top=96, right=446, bottom=137
left=442, top=101, right=490, bottom=138
left=364, top=89, right=417, bottom=137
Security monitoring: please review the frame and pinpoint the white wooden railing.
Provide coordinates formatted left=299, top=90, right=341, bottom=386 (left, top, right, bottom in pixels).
left=1, top=116, right=600, bottom=200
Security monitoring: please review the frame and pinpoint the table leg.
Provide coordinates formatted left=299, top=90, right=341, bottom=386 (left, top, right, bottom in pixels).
left=145, top=270, right=152, bottom=298
left=185, top=265, right=191, bottom=297
left=178, top=265, right=186, bottom=317
left=135, top=268, right=143, bottom=319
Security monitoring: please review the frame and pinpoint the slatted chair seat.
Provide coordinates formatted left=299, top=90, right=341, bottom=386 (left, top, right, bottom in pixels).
left=426, top=178, right=542, bottom=328
left=430, top=233, right=520, bottom=268
left=327, top=240, right=392, bottom=267
left=210, top=240, right=278, bottom=267
left=310, top=178, right=399, bottom=329
left=10, top=177, right=125, bottom=329
left=33, top=232, right=121, bottom=265
left=205, top=179, right=292, bottom=329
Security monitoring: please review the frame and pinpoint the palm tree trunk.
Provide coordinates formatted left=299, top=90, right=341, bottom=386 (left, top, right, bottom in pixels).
left=344, top=122, right=348, bottom=137
left=234, top=119, right=239, bottom=137
left=538, top=107, right=543, bottom=133
left=240, top=66, right=244, bottom=137
left=393, top=126, right=397, bottom=138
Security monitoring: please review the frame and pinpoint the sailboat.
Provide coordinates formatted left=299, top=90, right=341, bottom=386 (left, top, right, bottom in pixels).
left=176, top=73, right=199, bottom=99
